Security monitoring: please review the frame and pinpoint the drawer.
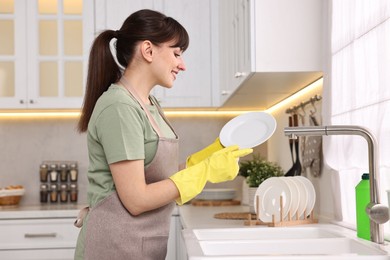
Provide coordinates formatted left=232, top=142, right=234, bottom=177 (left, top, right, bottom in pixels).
left=0, top=218, right=79, bottom=250
left=0, top=248, right=75, bottom=260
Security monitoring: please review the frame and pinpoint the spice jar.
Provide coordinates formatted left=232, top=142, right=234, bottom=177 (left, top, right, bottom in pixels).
left=39, top=164, right=48, bottom=182
left=69, top=163, right=78, bottom=182
left=50, top=184, right=58, bottom=203
left=60, top=184, right=68, bottom=203
left=59, top=163, right=68, bottom=182
left=40, top=184, right=49, bottom=203
left=49, top=164, right=58, bottom=182
left=69, top=183, right=78, bottom=202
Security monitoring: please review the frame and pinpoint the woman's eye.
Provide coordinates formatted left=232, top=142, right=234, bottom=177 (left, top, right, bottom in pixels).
left=174, top=53, right=181, bottom=58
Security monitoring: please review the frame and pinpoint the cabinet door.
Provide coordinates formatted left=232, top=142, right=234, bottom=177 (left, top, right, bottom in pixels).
left=0, top=248, right=75, bottom=260
left=165, top=215, right=177, bottom=260
left=95, top=0, right=214, bottom=108
left=152, top=0, right=213, bottom=108
left=0, top=0, right=94, bottom=109
left=0, top=0, right=27, bottom=108
left=26, top=0, right=94, bottom=109
left=0, top=218, right=79, bottom=250
left=218, top=0, right=239, bottom=104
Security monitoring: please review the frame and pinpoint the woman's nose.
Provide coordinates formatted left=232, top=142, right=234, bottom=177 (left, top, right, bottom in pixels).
left=178, top=59, right=186, bottom=71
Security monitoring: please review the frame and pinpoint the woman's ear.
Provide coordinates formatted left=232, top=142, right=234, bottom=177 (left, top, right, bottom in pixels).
left=140, top=40, right=153, bottom=62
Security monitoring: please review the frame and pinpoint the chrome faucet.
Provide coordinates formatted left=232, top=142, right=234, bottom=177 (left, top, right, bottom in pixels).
left=284, top=125, right=389, bottom=244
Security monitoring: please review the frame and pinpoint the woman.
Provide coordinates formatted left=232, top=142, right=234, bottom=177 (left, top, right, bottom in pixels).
left=75, top=9, right=252, bottom=260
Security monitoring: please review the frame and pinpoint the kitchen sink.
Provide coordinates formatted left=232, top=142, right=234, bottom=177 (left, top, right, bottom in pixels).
left=193, top=227, right=343, bottom=240
left=184, top=225, right=390, bottom=259
left=199, top=238, right=387, bottom=256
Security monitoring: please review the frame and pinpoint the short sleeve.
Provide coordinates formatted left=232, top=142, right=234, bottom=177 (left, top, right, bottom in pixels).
left=95, top=103, right=146, bottom=164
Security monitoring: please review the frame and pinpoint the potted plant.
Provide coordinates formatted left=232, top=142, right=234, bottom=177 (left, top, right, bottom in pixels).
left=239, top=155, right=284, bottom=213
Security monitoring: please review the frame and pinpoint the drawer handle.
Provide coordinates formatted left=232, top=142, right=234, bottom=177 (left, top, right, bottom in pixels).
left=24, top=233, right=57, bottom=238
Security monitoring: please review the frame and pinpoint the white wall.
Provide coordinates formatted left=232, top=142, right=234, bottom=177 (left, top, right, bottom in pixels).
left=267, top=81, right=337, bottom=221
left=0, top=115, right=266, bottom=206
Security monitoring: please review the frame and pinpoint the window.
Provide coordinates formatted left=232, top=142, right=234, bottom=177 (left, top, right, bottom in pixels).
left=325, top=0, right=390, bottom=235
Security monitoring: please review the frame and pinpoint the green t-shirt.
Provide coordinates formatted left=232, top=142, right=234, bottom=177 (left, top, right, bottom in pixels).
left=86, top=84, right=175, bottom=207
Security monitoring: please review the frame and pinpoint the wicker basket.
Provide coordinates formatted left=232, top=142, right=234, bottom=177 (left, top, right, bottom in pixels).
left=0, top=188, right=25, bottom=206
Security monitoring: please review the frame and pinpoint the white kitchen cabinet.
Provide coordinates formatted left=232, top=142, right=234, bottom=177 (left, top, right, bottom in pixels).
left=217, top=0, right=251, bottom=105
left=0, top=218, right=78, bottom=259
left=0, top=0, right=94, bottom=109
left=0, top=205, right=180, bottom=260
left=94, top=0, right=216, bottom=108
left=216, top=0, right=324, bottom=109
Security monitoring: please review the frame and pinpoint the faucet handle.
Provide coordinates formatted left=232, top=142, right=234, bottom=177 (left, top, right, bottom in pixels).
left=366, top=203, right=389, bottom=224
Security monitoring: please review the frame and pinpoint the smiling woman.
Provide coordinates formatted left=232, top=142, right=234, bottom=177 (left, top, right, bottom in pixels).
left=74, top=9, right=252, bottom=260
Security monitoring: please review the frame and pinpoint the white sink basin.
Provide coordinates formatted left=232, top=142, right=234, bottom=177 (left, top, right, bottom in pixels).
left=199, top=238, right=387, bottom=256
left=184, top=226, right=390, bottom=259
left=193, top=227, right=343, bottom=240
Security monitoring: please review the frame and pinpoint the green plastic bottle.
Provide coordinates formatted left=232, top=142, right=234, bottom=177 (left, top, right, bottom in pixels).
left=355, top=173, right=371, bottom=240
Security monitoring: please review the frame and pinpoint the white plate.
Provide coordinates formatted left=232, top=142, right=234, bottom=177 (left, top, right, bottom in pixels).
left=254, top=177, right=292, bottom=222
left=219, top=112, right=276, bottom=149
left=280, top=177, right=300, bottom=218
left=196, top=188, right=236, bottom=201
left=295, top=176, right=316, bottom=217
left=289, top=177, right=308, bottom=218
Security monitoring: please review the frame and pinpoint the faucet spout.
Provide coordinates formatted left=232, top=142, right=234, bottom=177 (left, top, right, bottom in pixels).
left=284, top=125, right=389, bottom=244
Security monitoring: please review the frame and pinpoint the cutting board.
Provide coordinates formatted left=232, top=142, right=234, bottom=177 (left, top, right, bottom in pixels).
left=214, top=212, right=257, bottom=220
left=191, top=200, right=241, bottom=206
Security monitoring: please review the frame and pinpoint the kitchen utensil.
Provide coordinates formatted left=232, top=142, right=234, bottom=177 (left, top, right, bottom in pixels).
left=219, top=112, right=276, bottom=149
left=302, top=114, right=322, bottom=177
left=285, top=114, right=300, bottom=176
left=293, top=114, right=302, bottom=176
left=288, top=116, right=294, bottom=163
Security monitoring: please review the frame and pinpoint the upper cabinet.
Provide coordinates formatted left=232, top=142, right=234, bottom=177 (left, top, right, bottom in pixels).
left=95, top=0, right=216, bottom=108
left=216, top=0, right=323, bottom=110
left=0, top=0, right=94, bottom=109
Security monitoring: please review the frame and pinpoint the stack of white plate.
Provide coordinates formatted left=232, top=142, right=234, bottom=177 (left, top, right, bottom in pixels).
left=196, top=188, right=236, bottom=201
left=253, top=176, right=316, bottom=222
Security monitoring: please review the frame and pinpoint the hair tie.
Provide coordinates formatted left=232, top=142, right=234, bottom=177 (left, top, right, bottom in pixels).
left=114, top=30, right=120, bottom=38
left=109, top=38, right=125, bottom=72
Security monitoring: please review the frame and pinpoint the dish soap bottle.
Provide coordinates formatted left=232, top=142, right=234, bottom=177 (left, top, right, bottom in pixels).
left=355, top=173, right=370, bottom=240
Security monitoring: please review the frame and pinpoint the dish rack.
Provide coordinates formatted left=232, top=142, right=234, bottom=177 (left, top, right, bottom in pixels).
left=244, top=195, right=318, bottom=227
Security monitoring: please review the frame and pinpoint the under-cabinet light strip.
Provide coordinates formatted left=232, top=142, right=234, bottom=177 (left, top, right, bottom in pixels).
left=265, top=78, right=323, bottom=114
left=0, top=78, right=322, bottom=119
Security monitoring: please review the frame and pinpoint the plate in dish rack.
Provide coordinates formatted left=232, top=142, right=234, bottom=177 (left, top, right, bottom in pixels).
left=254, top=177, right=292, bottom=223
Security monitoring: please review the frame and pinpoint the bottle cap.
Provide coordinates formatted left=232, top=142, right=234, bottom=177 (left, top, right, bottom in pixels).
left=361, top=173, right=369, bottom=180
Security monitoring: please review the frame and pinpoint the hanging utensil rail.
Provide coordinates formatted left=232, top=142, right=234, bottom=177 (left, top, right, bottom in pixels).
left=285, top=95, right=322, bottom=114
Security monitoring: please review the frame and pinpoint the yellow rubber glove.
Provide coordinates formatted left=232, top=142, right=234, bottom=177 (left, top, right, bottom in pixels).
left=170, top=145, right=253, bottom=205
left=186, top=137, right=224, bottom=167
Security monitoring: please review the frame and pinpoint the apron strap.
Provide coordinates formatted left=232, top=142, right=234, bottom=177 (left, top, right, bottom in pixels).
left=149, top=95, right=178, bottom=139
left=74, top=206, right=90, bottom=228
left=120, top=77, right=164, bottom=138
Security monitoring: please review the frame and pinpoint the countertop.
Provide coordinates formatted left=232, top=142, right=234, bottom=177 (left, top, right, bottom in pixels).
left=0, top=204, right=87, bottom=219
left=179, top=204, right=254, bottom=229
left=0, top=203, right=179, bottom=219
left=179, top=204, right=390, bottom=259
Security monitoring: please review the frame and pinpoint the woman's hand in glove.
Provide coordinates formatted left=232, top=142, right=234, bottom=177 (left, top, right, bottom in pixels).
left=207, top=145, right=253, bottom=183
left=186, top=137, right=224, bottom=167
left=169, top=145, right=252, bottom=205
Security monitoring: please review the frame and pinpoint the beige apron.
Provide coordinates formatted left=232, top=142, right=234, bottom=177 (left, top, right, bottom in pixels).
left=77, top=78, right=179, bottom=260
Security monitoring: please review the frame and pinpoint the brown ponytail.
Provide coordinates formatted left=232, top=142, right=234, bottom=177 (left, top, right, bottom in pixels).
left=77, top=30, right=121, bottom=132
